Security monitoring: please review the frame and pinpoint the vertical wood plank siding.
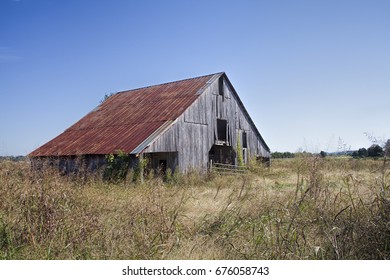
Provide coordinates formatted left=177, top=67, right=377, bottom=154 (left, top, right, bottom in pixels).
left=145, top=74, right=270, bottom=173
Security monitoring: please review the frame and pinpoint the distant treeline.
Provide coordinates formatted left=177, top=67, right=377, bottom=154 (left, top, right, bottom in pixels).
left=0, top=156, right=27, bottom=162
left=351, top=141, right=390, bottom=158
left=272, top=139, right=390, bottom=159
left=271, top=151, right=326, bottom=158
left=271, top=152, right=296, bottom=158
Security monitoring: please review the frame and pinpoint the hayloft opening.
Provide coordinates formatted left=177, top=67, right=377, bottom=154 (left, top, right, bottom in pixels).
left=242, top=131, right=247, bottom=148
left=217, top=119, right=227, bottom=142
left=218, top=76, right=224, bottom=96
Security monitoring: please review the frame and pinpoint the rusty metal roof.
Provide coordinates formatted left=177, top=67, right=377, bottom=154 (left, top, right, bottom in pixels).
left=29, top=73, right=221, bottom=157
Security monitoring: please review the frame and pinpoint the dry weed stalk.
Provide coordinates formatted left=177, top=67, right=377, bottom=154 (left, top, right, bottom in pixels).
left=0, top=157, right=389, bottom=259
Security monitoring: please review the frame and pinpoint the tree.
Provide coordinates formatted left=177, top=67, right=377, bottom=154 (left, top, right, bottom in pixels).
left=100, top=92, right=116, bottom=104
left=384, top=139, right=390, bottom=157
left=367, top=144, right=384, bottom=158
left=319, top=151, right=327, bottom=158
left=358, top=147, right=368, bottom=158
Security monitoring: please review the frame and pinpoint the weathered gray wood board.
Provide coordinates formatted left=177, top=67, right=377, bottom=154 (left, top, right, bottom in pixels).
left=145, top=74, right=270, bottom=173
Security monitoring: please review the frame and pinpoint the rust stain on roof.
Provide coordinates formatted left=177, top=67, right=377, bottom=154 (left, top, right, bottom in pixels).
left=29, top=73, right=220, bottom=157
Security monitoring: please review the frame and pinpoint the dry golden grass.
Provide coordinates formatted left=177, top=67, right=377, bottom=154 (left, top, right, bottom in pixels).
left=0, top=156, right=389, bottom=259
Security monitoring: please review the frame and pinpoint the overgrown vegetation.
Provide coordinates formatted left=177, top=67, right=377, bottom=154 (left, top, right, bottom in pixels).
left=0, top=156, right=389, bottom=259
left=103, top=150, right=132, bottom=182
left=237, top=134, right=244, bottom=167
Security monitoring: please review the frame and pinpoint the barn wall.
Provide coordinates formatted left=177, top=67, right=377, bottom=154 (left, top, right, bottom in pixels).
left=30, top=155, right=108, bottom=174
left=145, top=74, right=270, bottom=172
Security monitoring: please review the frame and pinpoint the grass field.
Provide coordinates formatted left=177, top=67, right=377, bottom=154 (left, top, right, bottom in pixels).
left=0, top=156, right=389, bottom=259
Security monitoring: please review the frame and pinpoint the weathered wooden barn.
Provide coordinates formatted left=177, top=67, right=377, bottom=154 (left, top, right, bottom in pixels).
left=29, top=72, right=270, bottom=173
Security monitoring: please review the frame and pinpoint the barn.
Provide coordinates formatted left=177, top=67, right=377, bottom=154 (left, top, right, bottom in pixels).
left=29, top=72, right=270, bottom=174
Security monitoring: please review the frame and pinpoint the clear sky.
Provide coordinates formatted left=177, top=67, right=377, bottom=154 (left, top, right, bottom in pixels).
left=1, top=0, right=389, bottom=156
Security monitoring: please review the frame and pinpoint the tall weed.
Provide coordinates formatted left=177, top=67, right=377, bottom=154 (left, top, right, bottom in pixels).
left=0, top=157, right=389, bottom=259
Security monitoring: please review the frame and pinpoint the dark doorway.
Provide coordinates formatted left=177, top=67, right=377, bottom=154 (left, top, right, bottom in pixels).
left=159, top=160, right=167, bottom=174
left=144, top=152, right=178, bottom=174
left=208, top=145, right=236, bottom=165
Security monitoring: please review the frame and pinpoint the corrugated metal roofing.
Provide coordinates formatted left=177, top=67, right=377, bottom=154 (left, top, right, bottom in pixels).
left=29, top=73, right=221, bottom=157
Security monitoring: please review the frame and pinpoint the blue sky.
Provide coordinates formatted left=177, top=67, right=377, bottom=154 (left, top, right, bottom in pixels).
left=1, top=0, right=389, bottom=156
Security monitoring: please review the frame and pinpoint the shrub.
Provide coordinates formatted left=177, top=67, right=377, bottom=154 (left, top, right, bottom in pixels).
left=367, top=144, right=384, bottom=158
left=103, top=150, right=131, bottom=182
